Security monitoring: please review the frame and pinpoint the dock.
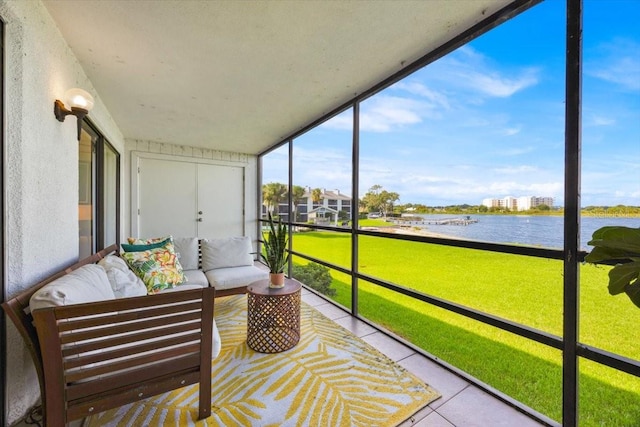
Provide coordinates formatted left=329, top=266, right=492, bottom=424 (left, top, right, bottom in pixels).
left=393, top=216, right=478, bottom=226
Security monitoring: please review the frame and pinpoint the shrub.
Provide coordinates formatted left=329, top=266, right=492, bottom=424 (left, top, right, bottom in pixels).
left=292, top=262, right=336, bottom=297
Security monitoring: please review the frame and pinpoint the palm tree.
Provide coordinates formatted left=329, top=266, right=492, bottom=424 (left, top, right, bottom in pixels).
left=311, top=188, right=323, bottom=208
left=290, top=185, right=306, bottom=222
left=262, top=182, right=288, bottom=215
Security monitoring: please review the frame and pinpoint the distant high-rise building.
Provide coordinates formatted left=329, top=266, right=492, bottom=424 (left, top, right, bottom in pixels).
left=483, top=196, right=554, bottom=211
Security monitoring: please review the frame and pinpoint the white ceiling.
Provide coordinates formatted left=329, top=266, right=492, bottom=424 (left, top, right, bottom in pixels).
left=44, top=0, right=516, bottom=155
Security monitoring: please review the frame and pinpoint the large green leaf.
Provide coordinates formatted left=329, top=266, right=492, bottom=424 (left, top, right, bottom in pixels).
left=585, top=226, right=640, bottom=310
left=584, top=246, right=636, bottom=263
left=261, top=212, right=289, bottom=273
left=608, top=261, right=640, bottom=295
left=586, top=226, right=640, bottom=260
left=625, top=281, right=640, bottom=309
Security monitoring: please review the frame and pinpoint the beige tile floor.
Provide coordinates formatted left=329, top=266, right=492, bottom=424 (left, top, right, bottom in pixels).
left=12, top=289, right=549, bottom=427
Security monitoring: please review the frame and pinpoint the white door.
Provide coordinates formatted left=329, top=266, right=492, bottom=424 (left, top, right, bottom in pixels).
left=137, top=157, right=245, bottom=239
left=138, top=158, right=198, bottom=238
left=196, top=164, right=244, bottom=238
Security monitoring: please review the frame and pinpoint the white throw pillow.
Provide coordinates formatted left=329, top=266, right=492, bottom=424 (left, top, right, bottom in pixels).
left=173, top=237, right=200, bottom=270
left=98, top=255, right=147, bottom=298
left=201, top=236, right=253, bottom=272
left=98, top=254, right=131, bottom=273
left=29, top=264, right=116, bottom=312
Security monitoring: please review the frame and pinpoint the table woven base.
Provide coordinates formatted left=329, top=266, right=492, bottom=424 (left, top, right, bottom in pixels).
left=247, top=290, right=300, bottom=353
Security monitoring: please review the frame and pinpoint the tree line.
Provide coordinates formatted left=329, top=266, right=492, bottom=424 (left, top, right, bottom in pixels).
left=263, top=182, right=640, bottom=218
left=262, top=183, right=325, bottom=221
left=262, top=183, right=400, bottom=218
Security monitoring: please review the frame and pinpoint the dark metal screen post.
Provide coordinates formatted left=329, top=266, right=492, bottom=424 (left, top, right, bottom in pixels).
left=287, top=140, right=293, bottom=278
left=351, top=103, right=360, bottom=316
left=563, top=0, right=583, bottom=425
left=256, top=155, right=263, bottom=262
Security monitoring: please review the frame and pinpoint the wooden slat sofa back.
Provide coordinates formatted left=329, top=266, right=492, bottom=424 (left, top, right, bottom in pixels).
left=2, top=245, right=215, bottom=426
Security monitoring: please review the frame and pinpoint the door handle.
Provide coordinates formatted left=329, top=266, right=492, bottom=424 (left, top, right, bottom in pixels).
left=197, top=218, right=203, bottom=222
left=198, top=211, right=203, bottom=215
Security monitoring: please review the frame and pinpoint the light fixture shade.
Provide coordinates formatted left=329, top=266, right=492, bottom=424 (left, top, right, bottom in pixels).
left=64, top=88, right=94, bottom=111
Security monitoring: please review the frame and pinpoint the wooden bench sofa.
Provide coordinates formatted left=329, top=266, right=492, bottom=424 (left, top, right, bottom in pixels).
left=2, top=245, right=216, bottom=426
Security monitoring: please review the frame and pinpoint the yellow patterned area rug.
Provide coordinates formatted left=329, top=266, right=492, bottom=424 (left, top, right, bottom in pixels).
left=85, top=294, right=440, bottom=427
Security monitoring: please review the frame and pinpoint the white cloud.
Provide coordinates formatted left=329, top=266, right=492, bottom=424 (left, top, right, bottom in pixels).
left=461, top=117, right=492, bottom=127
left=319, top=110, right=352, bottom=131
left=587, top=39, right=640, bottom=91
left=323, top=47, right=539, bottom=136
left=321, top=95, right=427, bottom=133
left=499, top=146, right=535, bottom=156
left=458, top=181, right=562, bottom=201
left=588, top=115, right=616, bottom=126
left=290, top=145, right=352, bottom=190
left=392, top=81, right=451, bottom=110
left=361, top=97, right=422, bottom=131
left=467, top=69, right=539, bottom=98
left=493, top=165, right=538, bottom=174
left=357, top=157, right=564, bottom=205
left=360, top=96, right=426, bottom=132
left=439, top=46, right=540, bottom=98
left=502, top=126, right=522, bottom=136
left=524, top=182, right=563, bottom=195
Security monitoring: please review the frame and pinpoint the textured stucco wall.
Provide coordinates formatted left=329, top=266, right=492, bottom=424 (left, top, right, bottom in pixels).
left=0, top=1, right=125, bottom=424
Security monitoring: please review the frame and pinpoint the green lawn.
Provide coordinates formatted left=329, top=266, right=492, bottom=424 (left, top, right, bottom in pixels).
left=291, top=231, right=640, bottom=426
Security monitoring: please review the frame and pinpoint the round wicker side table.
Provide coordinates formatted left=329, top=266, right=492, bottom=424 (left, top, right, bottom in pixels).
left=246, top=278, right=302, bottom=353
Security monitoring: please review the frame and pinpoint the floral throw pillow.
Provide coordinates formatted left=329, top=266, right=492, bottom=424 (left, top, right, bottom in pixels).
left=127, top=235, right=172, bottom=245
left=121, top=240, right=186, bottom=294
left=121, top=237, right=172, bottom=253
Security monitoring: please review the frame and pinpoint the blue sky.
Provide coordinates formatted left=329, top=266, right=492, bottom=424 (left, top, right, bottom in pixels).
left=264, top=0, right=640, bottom=208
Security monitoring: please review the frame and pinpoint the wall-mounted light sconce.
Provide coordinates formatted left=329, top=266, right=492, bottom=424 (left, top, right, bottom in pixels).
left=54, top=88, right=95, bottom=140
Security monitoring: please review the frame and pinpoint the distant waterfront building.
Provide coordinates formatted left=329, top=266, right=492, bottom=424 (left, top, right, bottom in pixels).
left=482, top=196, right=554, bottom=211
left=298, top=187, right=352, bottom=222
left=482, top=198, right=499, bottom=208
left=503, top=196, right=518, bottom=210
left=520, top=196, right=554, bottom=210
left=269, top=187, right=352, bottom=222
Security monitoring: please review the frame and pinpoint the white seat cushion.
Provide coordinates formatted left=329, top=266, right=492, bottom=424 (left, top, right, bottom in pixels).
left=180, top=270, right=209, bottom=287
left=157, top=283, right=206, bottom=293
left=205, top=265, right=268, bottom=290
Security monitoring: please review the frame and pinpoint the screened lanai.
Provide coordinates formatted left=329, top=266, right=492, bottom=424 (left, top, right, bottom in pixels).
left=257, top=1, right=639, bottom=425
left=1, top=1, right=638, bottom=426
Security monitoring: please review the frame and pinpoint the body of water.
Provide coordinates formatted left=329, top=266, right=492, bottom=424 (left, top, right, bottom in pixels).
left=406, top=214, right=640, bottom=250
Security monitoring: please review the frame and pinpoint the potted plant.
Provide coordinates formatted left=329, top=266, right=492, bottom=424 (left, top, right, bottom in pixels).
left=584, top=226, right=640, bottom=309
left=262, top=212, right=289, bottom=288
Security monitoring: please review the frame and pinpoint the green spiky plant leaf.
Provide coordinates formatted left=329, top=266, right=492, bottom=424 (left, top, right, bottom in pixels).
left=261, top=212, right=289, bottom=273
left=584, top=226, right=640, bottom=309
